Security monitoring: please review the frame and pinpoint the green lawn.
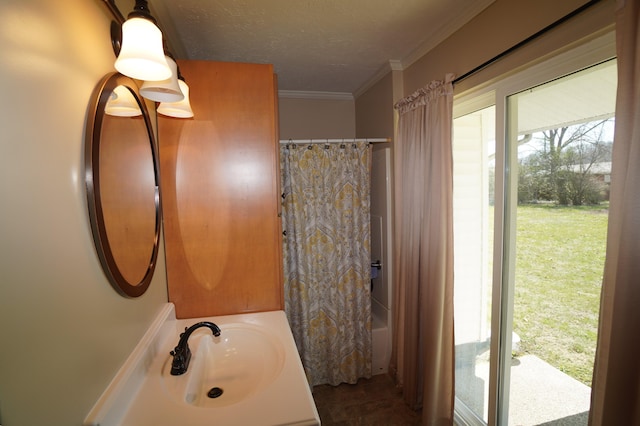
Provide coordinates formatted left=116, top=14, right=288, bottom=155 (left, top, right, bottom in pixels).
left=513, top=204, right=608, bottom=386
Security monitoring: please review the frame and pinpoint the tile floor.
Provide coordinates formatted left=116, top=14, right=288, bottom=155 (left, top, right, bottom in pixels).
left=312, top=374, right=422, bottom=425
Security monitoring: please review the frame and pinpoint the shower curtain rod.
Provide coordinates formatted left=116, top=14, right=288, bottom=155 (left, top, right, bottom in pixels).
left=452, top=0, right=603, bottom=85
left=279, top=138, right=391, bottom=144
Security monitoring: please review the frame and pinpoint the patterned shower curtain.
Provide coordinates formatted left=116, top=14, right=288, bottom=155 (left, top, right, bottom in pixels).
left=280, top=141, right=372, bottom=387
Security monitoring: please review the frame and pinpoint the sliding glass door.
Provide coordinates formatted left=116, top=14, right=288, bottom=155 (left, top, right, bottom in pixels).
left=503, top=58, right=616, bottom=425
left=453, top=33, right=616, bottom=426
left=453, top=102, right=496, bottom=424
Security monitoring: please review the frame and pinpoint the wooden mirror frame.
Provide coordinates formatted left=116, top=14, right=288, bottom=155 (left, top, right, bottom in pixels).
left=85, top=72, right=161, bottom=297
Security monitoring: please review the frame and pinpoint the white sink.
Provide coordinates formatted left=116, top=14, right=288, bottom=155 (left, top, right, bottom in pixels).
left=83, top=304, right=320, bottom=426
left=161, top=323, right=285, bottom=407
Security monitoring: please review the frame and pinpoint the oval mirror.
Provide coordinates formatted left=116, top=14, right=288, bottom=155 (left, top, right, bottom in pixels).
left=85, top=72, right=161, bottom=297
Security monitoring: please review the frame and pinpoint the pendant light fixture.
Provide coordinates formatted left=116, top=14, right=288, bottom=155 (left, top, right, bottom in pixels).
left=105, top=85, right=142, bottom=117
left=103, top=0, right=193, bottom=118
left=114, top=0, right=171, bottom=82
left=139, top=54, right=183, bottom=102
left=157, top=77, right=194, bottom=118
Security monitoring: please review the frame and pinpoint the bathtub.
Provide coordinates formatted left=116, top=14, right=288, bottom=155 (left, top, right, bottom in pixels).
left=372, top=306, right=391, bottom=375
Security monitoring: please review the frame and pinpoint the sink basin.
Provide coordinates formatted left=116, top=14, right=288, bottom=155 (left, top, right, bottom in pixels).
left=161, top=323, right=285, bottom=407
left=84, top=305, right=320, bottom=426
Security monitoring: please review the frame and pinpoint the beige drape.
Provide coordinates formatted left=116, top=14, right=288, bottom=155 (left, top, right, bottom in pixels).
left=390, top=74, right=455, bottom=425
left=589, top=1, right=640, bottom=425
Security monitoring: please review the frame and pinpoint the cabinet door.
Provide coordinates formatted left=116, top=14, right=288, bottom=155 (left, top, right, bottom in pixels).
left=159, top=60, right=283, bottom=318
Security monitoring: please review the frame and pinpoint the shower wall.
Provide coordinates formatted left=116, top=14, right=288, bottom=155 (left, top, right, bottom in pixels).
left=370, top=146, right=393, bottom=374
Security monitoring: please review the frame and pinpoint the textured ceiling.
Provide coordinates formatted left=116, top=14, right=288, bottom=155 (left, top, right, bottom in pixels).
left=141, top=0, right=495, bottom=94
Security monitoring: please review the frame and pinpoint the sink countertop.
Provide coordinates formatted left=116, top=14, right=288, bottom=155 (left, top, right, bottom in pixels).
left=84, top=303, right=320, bottom=426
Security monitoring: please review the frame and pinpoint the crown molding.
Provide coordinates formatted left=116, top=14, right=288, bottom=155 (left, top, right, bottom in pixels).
left=278, top=90, right=354, bottom=100
left=353, top=60, right=404, bottom=99
left=401, top=0, right=495, bottom=69
left=353, top=0, right=494, bottom=99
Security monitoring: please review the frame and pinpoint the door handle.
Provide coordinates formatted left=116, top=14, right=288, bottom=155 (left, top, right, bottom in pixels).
left=371, top=260, right=382, bottom=270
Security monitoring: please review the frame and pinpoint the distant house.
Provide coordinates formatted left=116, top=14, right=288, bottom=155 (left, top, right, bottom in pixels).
left=571, top=161, right=612, bottom=183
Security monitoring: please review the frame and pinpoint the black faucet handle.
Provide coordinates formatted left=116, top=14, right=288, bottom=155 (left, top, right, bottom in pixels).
left=170, top=345, right=192, bottom=375
left=169, top=321, right=221, bottom=376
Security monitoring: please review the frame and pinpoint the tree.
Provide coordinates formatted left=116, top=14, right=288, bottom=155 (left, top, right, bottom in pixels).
left=518, top=119, right=612, bottom=205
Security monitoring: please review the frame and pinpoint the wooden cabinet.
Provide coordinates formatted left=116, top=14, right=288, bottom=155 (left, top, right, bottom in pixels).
left=159, top=60, right=283, bottom=319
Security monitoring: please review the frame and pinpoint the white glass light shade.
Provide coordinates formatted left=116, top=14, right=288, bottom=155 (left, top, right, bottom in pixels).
left=105, top=85, right=142, bottom=117
left=139, top=56, right=184, bottom=102
left=157, top=79, right=194, bottom=118
left=114, top=17, right=171, bottom=81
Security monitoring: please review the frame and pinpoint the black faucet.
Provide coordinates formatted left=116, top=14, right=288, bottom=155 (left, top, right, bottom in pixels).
left=170, top=321, right=221, bottom=376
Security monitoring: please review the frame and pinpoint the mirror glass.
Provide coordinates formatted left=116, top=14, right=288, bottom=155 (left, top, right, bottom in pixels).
left=85, top=72, right=161, bottom=297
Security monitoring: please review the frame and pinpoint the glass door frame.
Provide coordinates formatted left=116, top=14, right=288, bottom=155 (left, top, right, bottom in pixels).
left=453, top=30, right=616, bottom=426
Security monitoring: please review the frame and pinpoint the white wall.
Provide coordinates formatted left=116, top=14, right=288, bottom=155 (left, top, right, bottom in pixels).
left=0, top=1, right=169, bottom=424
